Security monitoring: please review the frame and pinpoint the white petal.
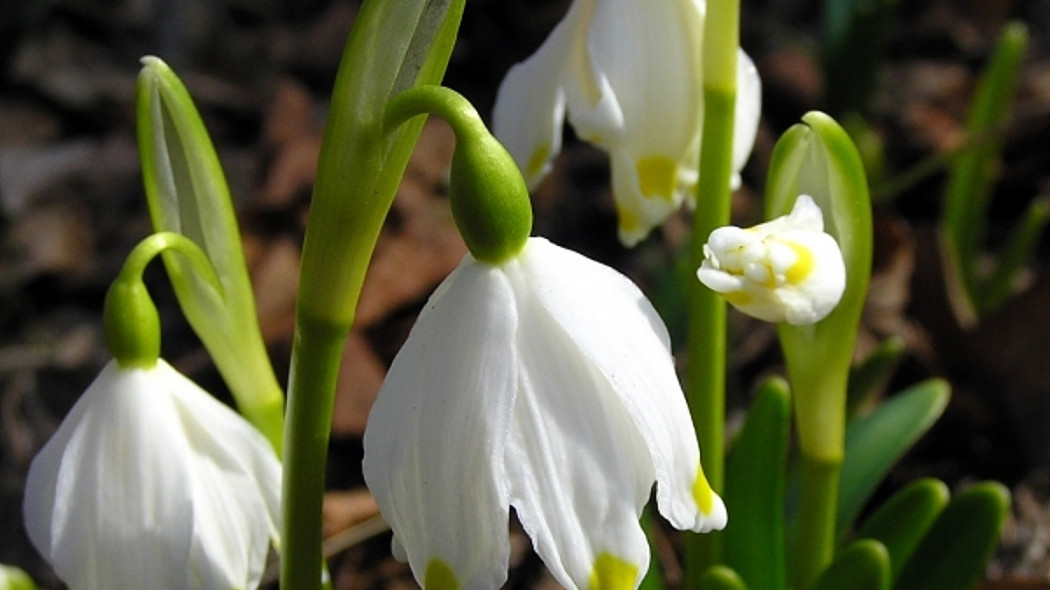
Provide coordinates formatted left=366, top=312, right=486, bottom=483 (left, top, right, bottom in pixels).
left=492, top=3, right=579, bottom=188
left=25, top=362, right=195, bottom=590
left=24, top=360, right=282, bottom=590
left=159, top=361, right=282, bottom=589
left=608, top=150, right=685, bottom=247
left=515, top=239, right=726, bottom=533
left=363, top=257, right=516, bottom=590
left=731, top=50, right=762, bottom=188
left=502, top=261, right=654, bottom=589
left=571, top=0, right=703, bottom=158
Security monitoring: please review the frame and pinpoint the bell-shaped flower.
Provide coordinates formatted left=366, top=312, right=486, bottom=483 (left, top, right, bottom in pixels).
left=697, top=194, right=846, bottom=324
left=363, top=237, right=725, bottom=590
left=23, top=359, right=281, bottom=590
left=492, top=0, right=762, bottom=246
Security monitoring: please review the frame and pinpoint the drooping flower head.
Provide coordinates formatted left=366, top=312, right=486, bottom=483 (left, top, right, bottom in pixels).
left=23, top=233, right=281, bottom=590
left=697, top=194, right=846, bottom=324
left=368, top=87, right=724, bottom=590
left=493, top=0, right=762, bottom=246
left=364, top=238, right=725, bottom=590
left=24, top=360, right=282, bottom=590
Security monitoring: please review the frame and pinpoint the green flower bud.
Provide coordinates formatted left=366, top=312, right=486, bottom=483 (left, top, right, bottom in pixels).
left=104, top=276, right=161, bottom=369
left=386, top=85, right=533, bottom=264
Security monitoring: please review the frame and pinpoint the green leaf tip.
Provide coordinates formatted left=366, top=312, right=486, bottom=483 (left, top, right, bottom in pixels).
left=895, top=481, right=1010, bottom=590
left=854, top=477, right=950, bottom=583
left=698, top=565, right=748, bottom=590
left=810, top=539, right=890, bottom=590
left=386, top=85, right=533, bottom=264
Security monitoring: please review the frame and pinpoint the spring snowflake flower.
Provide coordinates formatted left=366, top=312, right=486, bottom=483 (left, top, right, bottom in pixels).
left=697, top=194, right=846, bottom=324
left=493, top=0, right=761, bottom=246
left=23, top=359, right=281, bottom=590
left=363, top=237, right=725, bottom=590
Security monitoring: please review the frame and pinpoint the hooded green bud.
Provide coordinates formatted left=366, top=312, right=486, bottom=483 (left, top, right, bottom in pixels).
left=386, top=85, right=533, bottom=264
left=104, top=277, right=161, bottom=369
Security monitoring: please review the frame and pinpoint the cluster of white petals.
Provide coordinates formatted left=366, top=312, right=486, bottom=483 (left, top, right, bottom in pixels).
left=23, top=360, right=281, bottom=590
left=363, top=237, right=725, bottom=590
left=697, top=195, right=846, bottom=325
left=493, top=0, right=761, bottom=246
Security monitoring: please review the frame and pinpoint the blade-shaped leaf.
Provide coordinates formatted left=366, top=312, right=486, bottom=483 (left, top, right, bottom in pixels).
left=854, top=477, right=950, bottom=583
left=895, top=482, right=1010, bottom=590
left=810, top=539, right=890, bottom=590
left=837, top=380, right=950, bottom=537
left=724, top=377, right=790, bottom=590
left=136, top=57, right=284, bottom=450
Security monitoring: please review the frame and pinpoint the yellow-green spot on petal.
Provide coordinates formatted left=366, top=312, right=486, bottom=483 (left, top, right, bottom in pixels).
left=723, top=290, right=752, bottom=307
left=693, top=463, right=716, bottom=515
left=526, top=143, right=551, bottom=180
left=616, top=202, right=640, bottom=235
left=785, top=241, right=815, bottom=284
left=588, top=552, right=639, bottom=590
left=424, top=558, right=460, bottom=590
left=636, top=155, right=678, bottom=201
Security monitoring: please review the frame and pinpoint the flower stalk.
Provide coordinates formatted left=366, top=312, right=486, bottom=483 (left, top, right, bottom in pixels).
left=280, top=1, right=464, bottom=588
left=685, top=0, right=740, bottom=576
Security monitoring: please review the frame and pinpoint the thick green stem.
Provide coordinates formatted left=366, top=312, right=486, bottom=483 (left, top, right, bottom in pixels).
left=278, top=2, right=463, bottom=588
left=280, top=312, right=348, bottom=590
left=685, top=0, right=739, bottom=578
left=792, top=454, right=842, bottom=590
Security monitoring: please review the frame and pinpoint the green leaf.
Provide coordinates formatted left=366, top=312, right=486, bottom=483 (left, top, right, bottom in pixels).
left=298, top=0, right=465, bottom=327
left=838, top=380, right=950, bottom=537
left=981, top=195, right=1050, bottom=312
left=724, top=377, right=790, bottom=590
left=941, top=22, right=1029, bottom=322
left=136, top=57, right=284, bottom=452
left=895, top=482, right=1010, bottom=590
left=847, top=336, right=906, bottom=418
left=854, top=478, right=950, bottom=583
left=810, top=539, right=890, bottom=590
left=699, top=566, right=749, bottom=590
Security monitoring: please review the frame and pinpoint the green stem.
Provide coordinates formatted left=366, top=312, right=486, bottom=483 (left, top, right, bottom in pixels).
left=792, top=454, right=842, bottom=590
left=280, top=311, right=348, bottom=590
left=685, top=0, right=739, bottom=579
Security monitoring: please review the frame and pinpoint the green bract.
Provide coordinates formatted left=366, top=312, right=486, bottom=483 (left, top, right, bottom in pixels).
left=386, top=86, right=532, bottom=264
left=765, top=111, right=872, bottom=589
left=766, top=110, right=872, bottom=461
left=136, top=57, right=285, bottom=453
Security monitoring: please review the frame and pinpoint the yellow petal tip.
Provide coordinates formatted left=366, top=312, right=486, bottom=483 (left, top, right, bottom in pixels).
left=635, top=155, right=678, bottom=201
left=693, top=464, right=716, bottom=515
left=424, top=558, right=460, bottom=590
left=589, top=552, right=639, bottom=590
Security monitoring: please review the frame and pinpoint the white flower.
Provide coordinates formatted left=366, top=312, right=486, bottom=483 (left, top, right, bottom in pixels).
left=697, top=195, right=846, bottom=324
left=363, top=237, right=724, bottom=590
left=493, top=0, right=762, bottom=247
left=23, top=359, right=281, bottom=590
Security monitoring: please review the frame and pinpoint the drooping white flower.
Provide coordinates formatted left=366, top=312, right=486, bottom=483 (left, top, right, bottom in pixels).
left=493, top=0, right=762, bottom=247
left=23, top=359, right=281, bottom=590
left=697, top=194, right=846, bottom=324
left=363, top=237, right=724, bottom=590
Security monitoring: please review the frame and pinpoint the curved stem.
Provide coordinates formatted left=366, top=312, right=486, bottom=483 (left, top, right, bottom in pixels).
left=119, top=232, right=222, bottom=293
